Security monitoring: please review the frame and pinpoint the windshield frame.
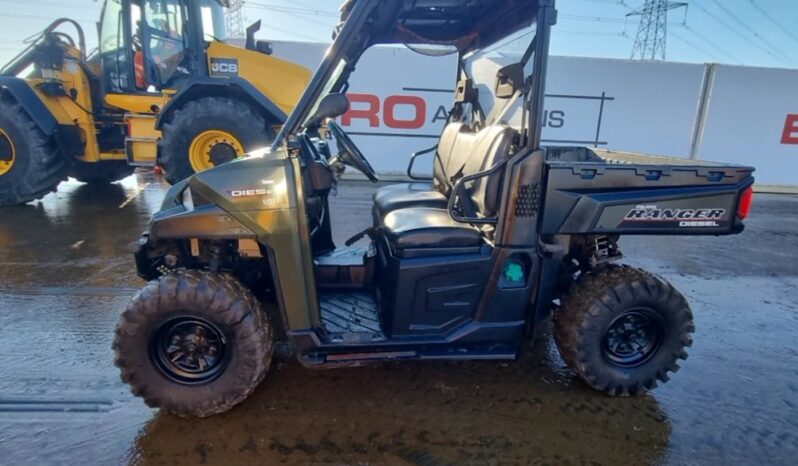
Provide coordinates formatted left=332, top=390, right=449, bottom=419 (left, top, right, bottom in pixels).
left=271, top=1, right=376, bottom=149
left=272, top=0, right=554, bottom=152
left=459, top=22, right=538, bottom=123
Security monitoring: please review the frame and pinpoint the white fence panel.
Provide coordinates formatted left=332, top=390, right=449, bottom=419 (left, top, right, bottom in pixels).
left=697, top=65, right=798, bottom=187
left=269, top=41, right=797, bottom=188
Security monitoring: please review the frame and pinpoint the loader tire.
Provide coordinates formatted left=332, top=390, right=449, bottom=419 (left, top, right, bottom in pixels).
left=553, top=264, right=694, bottom=396
left=158, top=97, right=273, bottom=184
left=69, top=160, right=134, bottom=184
left=0, top=96, right=67, bottom=206
left=114, top=270, right=274, bottom=417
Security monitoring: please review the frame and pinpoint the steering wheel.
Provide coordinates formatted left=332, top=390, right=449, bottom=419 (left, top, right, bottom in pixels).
left=147, top=26, right=183, bottom=43
left=327, top=120, right=379, bottom=183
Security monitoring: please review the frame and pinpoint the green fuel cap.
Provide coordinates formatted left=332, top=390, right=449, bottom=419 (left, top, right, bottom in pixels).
left=503, top=261, right=525, bottom=285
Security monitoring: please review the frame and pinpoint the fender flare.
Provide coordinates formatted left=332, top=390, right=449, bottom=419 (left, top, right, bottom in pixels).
left=0, top=77, right=58, bottom=136
left=155, top=77, right=288, bottom=130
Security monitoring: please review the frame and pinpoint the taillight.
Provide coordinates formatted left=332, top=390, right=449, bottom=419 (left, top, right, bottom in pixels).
left=737, top=186, right=754, bottom=220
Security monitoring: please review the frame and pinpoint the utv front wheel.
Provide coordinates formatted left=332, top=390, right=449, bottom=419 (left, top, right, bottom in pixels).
left=554, top=265, right=694, bottom=396
left=114, top=271, right=274, bottom=417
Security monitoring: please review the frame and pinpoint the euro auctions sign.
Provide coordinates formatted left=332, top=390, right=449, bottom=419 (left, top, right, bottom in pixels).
left=269, top=40, right=798, bottom=188
left=782, top=114, right=798, bottom=144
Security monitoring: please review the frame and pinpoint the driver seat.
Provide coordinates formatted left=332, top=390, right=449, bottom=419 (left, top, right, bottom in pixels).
left=372, top=122, right=470, bottom=223
left=379, top=124, right=516, bottom=255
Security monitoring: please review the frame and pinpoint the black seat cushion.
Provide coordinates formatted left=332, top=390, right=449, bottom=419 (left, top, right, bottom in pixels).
left=374, top=125, right=515, bottom=222
left=382, top=208, right=483, bottom=250
left=373, top=182, right=447, bottom=219
left=372, top=123, right=470, bottom=223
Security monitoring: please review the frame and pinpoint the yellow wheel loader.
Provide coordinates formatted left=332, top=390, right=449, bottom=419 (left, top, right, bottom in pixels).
left=0, top=0, right=311, bottom=206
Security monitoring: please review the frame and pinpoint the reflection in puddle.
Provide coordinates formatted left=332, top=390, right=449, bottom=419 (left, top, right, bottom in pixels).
left=128, top=337, right=671, bottom=465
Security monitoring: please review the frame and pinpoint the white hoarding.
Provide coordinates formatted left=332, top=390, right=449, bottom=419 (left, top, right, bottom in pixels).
left=337, top=46, right=457, bottom=175
left=697, top=65, right=798, bottom=187
left=270, top=41, right=797, bottom=188
left=545, top=57, right=705, bottom=157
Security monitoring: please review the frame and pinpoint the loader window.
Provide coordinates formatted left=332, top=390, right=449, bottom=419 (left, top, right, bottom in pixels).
left=100, top=0, right=124, bottom=54
left=200, top=0, right=227, bottom=41
left=100, top=0, right=132, bottom=91
left=144, top=0, right=189, bottom=87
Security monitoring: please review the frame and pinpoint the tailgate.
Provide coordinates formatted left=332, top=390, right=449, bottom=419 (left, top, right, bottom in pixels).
left=541, top=147, right=755, bottom=235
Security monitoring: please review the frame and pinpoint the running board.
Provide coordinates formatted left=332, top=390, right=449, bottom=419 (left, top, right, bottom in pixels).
left=299, top=346, right=518, bottom=367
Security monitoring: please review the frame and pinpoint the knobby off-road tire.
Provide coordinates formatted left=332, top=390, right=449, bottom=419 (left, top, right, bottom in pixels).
left=553, top=264, right=694, bottom=396
left=69, top=160, right=135, bottom=184
left=114, top=270, right=274, bottom=417
left=158, top=97, right=273, bottom=185
left=0, top=96, right=67, bottom=206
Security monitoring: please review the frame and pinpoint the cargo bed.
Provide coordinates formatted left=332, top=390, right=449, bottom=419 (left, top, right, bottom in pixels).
left=541, top=147, right=755, bottom=236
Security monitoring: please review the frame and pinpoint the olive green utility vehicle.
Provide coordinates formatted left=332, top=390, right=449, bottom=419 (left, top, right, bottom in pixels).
left=114, top=0, right=755, bottom=417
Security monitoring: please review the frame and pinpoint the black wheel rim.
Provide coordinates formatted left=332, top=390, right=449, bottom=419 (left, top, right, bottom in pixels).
left=603, top=308, right=664, bottom=367
left=151, top=316, right=228, bottom=384
left=208, top=142, right=238, bottom=166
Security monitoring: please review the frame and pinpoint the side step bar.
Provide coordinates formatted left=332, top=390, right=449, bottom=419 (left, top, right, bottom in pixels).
left=299, top=346, right=517, bottom=367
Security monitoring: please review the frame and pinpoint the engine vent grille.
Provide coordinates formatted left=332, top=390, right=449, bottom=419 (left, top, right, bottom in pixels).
left=515, top=183, right=540, bottom=218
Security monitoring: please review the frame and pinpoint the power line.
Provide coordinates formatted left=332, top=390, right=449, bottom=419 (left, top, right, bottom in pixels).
left=705, top=0, right=795, bottom=65
left=244, top=2, right=338, bottom=39
left=745, top=0, right=798, bottom=45
left=669, top=28, right=720, bottom=62
left=680, top=24, right=742, bottom=65
left=575, top=0, right=630, bottom=5
left=560, top=14, right=628, bottom=24
left=0, top=0, right=98, bottom=10
left=559, top=13, right=684, bottom=27
left=289, top=0, right=341, bottom=15
left=246, top=2, right=339, bottom=18
left=554, top=30, right=628, bottom=37
left=690, top=0, right=792, bottom=66
left=252, top=21, right=324, bottom=42
left=0, top=12, right=95, bottom=25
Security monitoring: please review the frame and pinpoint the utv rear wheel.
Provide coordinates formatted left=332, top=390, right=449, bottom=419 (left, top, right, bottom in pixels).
left=553, top=265, right=694, bottom=396
left=69, top=160, right=135, bottom=184
left=158, top=97, right=273, bottom=184
left=113, top=271, right=274, bottom=417
left=0, top=97, right=67, bottom=206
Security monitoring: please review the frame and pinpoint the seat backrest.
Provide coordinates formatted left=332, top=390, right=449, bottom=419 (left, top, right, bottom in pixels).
left=432, top=122, right=469, bottom=194
left=430, top=122, right=516, bottom=218
left=462, top=125, right=516, bottom=218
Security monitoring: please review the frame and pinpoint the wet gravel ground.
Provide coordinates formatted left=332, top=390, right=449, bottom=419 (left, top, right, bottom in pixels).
left=0, top=172, right=796, bottom=465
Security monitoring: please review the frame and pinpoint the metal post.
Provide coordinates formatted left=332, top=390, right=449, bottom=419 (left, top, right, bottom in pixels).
left=528, top=0, right=557, bottom=150
left=689, top=63, right=717, bottom=160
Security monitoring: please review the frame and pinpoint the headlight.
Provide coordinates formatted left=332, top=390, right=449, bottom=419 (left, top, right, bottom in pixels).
left=181, top=187, right=194, bottom=211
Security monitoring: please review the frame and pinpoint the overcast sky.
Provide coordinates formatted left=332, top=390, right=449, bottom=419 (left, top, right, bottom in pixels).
left=0, top=0, right=796, bottom=69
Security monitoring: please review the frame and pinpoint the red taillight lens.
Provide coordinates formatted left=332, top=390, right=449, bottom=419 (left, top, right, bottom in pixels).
left=737, top=186, right=754, bottom=220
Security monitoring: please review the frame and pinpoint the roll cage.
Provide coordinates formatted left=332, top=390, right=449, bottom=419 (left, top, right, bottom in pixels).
left=274, top=0, right=557, bottom=151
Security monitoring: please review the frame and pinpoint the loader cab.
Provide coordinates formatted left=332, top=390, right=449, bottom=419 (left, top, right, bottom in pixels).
left=98, top=0, right=226, bottom=94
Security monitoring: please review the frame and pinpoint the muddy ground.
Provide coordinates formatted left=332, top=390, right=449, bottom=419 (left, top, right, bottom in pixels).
left=0, top=173, right=796, bottom=465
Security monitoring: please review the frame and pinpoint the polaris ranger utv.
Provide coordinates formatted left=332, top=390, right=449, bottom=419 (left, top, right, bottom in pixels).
left=115, top=0, right=755, bottom=417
